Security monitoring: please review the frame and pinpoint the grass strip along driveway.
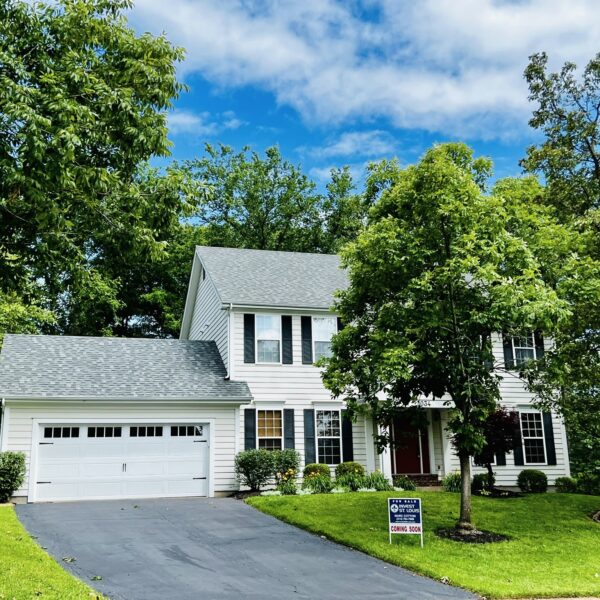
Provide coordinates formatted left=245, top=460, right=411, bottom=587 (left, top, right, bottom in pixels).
left=0, top=505, right=101, bottom=600
left=248, top=491, right=600, bottom=599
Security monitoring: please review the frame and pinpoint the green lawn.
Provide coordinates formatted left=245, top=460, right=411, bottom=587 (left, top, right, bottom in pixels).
left=0, top=506, right=102, bottom=600
left=248, top=491, right=600, bottom=598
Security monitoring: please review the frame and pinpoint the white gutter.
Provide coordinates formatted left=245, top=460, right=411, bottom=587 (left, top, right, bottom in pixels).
left=2, top=396, right=252, bottom=403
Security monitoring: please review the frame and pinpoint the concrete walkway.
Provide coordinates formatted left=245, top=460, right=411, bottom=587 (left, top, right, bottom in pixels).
left=17, top=498, right=477, bottom=600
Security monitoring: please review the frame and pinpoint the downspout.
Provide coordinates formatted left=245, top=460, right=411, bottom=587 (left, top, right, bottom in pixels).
left=0, top=398, right=5, bottom=451
left=226, top=303, right=233, bottom=380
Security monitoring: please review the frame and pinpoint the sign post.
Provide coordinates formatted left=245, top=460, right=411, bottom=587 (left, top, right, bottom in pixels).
left=388, top=497, right=423, bottom=547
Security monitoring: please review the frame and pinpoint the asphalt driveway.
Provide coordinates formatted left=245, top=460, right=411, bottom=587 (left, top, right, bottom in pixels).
left=17, top=498, right=476, bottom=600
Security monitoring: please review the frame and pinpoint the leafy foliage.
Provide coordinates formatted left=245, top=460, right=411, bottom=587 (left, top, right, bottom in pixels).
left=303, top=463, right=331, bottom=478
left=276, top=478, right=298, bottom=495
left=471, top=473, right=494, bottom=495
left=0, top=452, right=26, bottom=503
left=234, top=449, right=275, bottom=492
left=554, top=476, right=578, bottom=493
left=517, top=469, right=548, bottom=494
left=302, top=473, right=334, bottom=494
left=442, top=472, right=462, bottom=493
left=364, top=471, right=393, bottom=491
left=335, top=461, right=365, bottom=478
left=272, top=449, right=300, bottom=485
left=334, top=473, right=366, bottom=492
left=522, top=52, right=600, bottom=478
left=323, top=143, right=567, bottom=527
left=393, top=474, right=417, bottom=491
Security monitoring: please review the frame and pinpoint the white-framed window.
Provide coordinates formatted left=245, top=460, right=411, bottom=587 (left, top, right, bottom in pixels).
left=257, top=410, right=283, bottom=451
left=520, top=412, right=547, bottom=465
left=316, top=410, right=342, bottom=465
left=313, top=316, right=337, bottom=362
left=511, top=333, right=537, bottom=367
left=256, top=315, right=281, bottom=363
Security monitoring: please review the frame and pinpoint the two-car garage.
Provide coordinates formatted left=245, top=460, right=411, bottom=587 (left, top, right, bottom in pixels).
left=33, top=422, right=210, bottom=502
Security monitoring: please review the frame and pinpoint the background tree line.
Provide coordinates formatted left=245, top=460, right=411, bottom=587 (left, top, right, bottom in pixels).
left=1, top=1, right=598, bottom=501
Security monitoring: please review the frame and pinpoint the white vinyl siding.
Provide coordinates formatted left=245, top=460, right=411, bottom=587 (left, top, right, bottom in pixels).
left=188, top=272, right=228, bottom=368
left=5, top=402, right=240, bottom=499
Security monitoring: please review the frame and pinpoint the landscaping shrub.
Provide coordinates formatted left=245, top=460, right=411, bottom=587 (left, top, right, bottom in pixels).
left=336, top=472, right=367, bottom=491
left=575, top=472, right=600, bottom=496
left=0, top=452, right=26, bottom=503
left=555, top=476, right=578, bottom=494
left=272, top=449, right=300, bottom=485
left=303, top=463, right=331, bottom=478
left=442, top=471, right=461, bottom=492
left=302, top=473, right=334, bottom=494
left=335, top=461, right=365, bottom=478
left=234, top=449, right=275, bottom=491
left=364, top=471, right=394, bottom=491
left=393, top=475, right=417, bottom=491
left=276, top=478, right=298, bottom=495
left=472, top=472, right=495, bottom=495
left=517, top=469, right=548, bottom=494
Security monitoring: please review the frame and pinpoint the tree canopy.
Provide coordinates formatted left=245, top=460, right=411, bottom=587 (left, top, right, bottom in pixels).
left=323, top=143, right=568, bottom=528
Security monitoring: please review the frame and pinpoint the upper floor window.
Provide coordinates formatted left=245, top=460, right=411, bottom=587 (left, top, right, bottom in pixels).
left=313, top=317, right=337, bottom=362
left=512, top=334, right=536, bottom=367
left=256, top=315, right=281, bottom=363
left=520, top=412, right=546, bottom=464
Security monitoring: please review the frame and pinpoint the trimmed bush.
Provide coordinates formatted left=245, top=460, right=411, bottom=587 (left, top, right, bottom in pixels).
left=555, top=476, right=578, bottom=493
left=364, top=471, right=394, bottom=491
left=276, top=478, right=298, bottom=495
left=518, top=469, right=548, bottom=494
left=234, top=449, right=275, bottom=491
left=442, top=471, right=462, bottom=492
left=272, top=449, right=300, bottom=484
left=335, top=461, right=365, bottom=478
left=393, top=474, right=417, bottom=491
left=336, top=472, right=367, bottom=491
left=0, top=452, right=26, bottom=503
left=575, top=472, right=600, bottom=496
left=472, top=472, right=495, bottom=495
left=303, top=463, right=331, bottom=478
left=302, top=473, right=334, bottom=494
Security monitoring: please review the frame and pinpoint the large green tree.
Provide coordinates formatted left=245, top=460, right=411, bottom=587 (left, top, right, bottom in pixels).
left=0, top=0, right=186, bottom=336
left=323, top=144, right=567, bottom=529
left=522, top=52, right=600, bottom=474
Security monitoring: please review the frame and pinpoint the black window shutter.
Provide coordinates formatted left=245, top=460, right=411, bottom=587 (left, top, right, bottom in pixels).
left=304, top=409, right=316, bottom=464
left=495, top=451, right=506, bottom=466
left=534, top=332, right=545, bottom=361
left=341, top=410, right=354, bottom=462
left=543, top=412, right=557, bottom=465
left=284, top=409, right=295, bottom=449
left=244, top=408, right=256, bottom=450
left=301, top=316, right=313, bottom=364
left=282, top=316, right=293, bottom=364
left=502, top=334, right=515, bottom=370
left=244, top=314, right=255, bottom=363
left=337, top=317, right=343, bottom=331
left=513, top=415, right=524, bottom=466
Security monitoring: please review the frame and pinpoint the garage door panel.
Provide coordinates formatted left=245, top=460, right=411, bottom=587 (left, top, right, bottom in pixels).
left=35, top=422, right=210, bottom=502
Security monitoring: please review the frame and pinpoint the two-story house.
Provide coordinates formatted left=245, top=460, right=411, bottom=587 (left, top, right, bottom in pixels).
left=0, top=246, right=570, bottom=502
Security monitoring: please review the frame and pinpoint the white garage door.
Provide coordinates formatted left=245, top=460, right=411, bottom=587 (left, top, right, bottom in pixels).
left=34, top=423, right=210, bottom=502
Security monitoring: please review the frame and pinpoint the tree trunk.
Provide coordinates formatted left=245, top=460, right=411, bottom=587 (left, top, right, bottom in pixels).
left=486, top=462, right=494, bottom=492
left=458, top=452, right=474, bottom=530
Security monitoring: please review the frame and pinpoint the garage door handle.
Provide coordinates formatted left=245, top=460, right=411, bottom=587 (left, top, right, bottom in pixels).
left=39, top=442, right=54, bottom=445
left=193, top=477, right=206, bottom=480
left=37, top=481, right=52, bottom=484
left=193, top=440, right=207, bottom=443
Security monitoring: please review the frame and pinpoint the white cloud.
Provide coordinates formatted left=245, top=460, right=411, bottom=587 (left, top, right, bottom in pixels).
left=306, top=130, right=398, bottom=159
left=133, top=0, right=600, bottom=140
left=167, top=109, right=244, bottom=137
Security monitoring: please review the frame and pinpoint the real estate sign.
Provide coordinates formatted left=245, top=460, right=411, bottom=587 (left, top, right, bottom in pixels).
left=388, top=497, right=423, bottom=547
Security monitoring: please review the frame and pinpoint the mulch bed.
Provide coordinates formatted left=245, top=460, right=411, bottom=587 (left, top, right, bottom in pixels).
left=436, top=527, right=510, bottom=544
left=473, top=489, right=523, bottom=499
left=230, top=490, right=261, bottom=500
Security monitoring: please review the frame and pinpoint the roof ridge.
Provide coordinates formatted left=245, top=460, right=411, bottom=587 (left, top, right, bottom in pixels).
left=195, top=245, right=340, bottom=258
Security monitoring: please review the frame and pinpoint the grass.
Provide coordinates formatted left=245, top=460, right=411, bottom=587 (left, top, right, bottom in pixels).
left=248, top=491, right=600, bottom=598
left=0, top=505, right=102, bottom=600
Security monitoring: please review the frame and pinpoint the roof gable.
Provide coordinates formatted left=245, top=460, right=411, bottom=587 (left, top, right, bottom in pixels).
left=194, top=246, right=348, bottom=310
left=0, top=335, right=251, bottom=401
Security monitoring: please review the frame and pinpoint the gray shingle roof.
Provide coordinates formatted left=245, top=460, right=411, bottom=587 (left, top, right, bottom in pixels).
left=196, top=246, right=348, bottom=309
left=0, top=335, right=252, bottom=401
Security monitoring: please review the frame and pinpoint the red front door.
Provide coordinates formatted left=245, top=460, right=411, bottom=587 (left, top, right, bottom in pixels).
left=392, top=418, right=430, bottom=475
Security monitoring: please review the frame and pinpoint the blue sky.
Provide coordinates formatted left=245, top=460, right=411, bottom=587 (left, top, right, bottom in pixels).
left=129, top=0, right=599, bottom=188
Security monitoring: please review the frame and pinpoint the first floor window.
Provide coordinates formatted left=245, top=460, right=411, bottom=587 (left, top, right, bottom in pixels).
left=257, top=410, right=282, bottom=450
left=520, top=412, right=546, bottom=464
left=316, top=410, right=341, bottom=465
left=256, top=315, right=281, bottom=363
left=313, top=317, right=337, bottom=362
